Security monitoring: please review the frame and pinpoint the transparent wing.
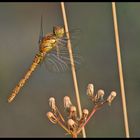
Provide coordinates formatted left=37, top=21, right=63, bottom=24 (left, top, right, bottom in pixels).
left=56, top=28, right=82, bottom=50
left=44, top=46, right=83, bottom=73
left=38, top=15, right=44, bottom=44
left=43, top=28, right=83, bottom=73
left=37, top=26, right=83, bottom=73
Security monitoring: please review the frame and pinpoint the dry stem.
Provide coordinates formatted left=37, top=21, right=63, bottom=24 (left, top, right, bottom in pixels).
left=112, top=2, right=130, bottom=138
left=60, top=2, right=86, bottom=138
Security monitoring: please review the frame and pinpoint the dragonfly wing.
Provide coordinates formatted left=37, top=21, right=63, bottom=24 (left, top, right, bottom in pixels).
left=45, top=53, right=69, bottom=73
left=56, top=28, right=82, bottom=49
left=67, top=28, right=81, bottom=48
left=38, top=15, right=44, bottom=44
left=44, top=45, right=83, bottom=73
left=42, top=27, right=83, bottom=73
left=51, top=28, right=82, bottom=63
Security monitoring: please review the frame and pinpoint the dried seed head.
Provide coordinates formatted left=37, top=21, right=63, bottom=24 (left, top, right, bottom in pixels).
left=82, top=109, right=89, bottom=120
left=69, top=106, right=77, bottom=120
left=87, top=83, right=94, bottom=97
left=83, top=109, right=89, bottom=116
left=49, top=97, right=56, bottom=111
left=70, top=106, right=76, bottom=112
left=97, top=89, right=105, bottom=100
left=64, top=96, right=72, bottom=109
left=67, top=119, right=77, bottom=132
left=94, top=89, right=105, bottom=103
left=46, top=112, right=57, bottom=124
left=67, top=119, right=75, bottom=126
left=107, top=91, right=117, bottom=105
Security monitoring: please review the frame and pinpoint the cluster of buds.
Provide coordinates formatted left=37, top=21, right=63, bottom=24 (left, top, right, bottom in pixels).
left=87, top=84, right=117, bottom=108
left=46, top=83, right=117, bottom=138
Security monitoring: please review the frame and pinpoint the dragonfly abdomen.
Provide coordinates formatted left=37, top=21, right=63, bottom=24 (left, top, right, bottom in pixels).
left=8, top=53, right=44, bottom=103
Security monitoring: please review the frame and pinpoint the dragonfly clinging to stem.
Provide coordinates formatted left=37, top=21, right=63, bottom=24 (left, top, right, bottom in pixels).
left=8, top=16, right=82, bottom=103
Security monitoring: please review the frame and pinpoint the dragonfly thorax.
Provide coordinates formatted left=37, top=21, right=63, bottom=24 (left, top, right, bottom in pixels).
left=39, top=35, right=57, bottom=54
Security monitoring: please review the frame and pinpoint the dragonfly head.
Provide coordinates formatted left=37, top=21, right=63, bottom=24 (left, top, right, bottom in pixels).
left=53, top=26, right=65, bottom=38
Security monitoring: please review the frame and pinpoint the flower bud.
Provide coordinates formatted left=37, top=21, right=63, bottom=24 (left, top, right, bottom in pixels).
left=97, top=89, right=105, bottom=100
left=87, top=84, right=94, bottom=97
left=49, top=97, right=56, bottom=111
left=46, top=112, right=57, bottom=124
left=69, top=106, right=77, bottom=120
left=82, top=109, right=89, bottom=119
left=94, top=89, right=105, bottom=103
left=67, top=119, right=77, bottom=132
left=64, top=96, right=72, bottom=109
left=107, top=91, right=117, bottom=105
left=79, top=109, right=89, bottom=123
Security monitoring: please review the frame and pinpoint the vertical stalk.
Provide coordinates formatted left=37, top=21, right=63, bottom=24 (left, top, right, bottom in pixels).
left=112, top=2, right=130, bottom=138
left=60, top=2, right=86, bottom=138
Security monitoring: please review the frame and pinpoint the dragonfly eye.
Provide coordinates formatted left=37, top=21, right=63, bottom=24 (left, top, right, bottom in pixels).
left=53, top=26, right=65, bottom=38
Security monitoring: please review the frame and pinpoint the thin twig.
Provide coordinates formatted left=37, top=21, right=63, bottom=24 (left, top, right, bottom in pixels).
left=112, top=2, right=130, bottom=138
left=60, top=2, right=86, bottom=138
left=76, top=101, right=107, bottom=135
left=56, top=107, right=65, bottom=123
left=77, top=108, right=96, bottom=135
left=57, top=119, right=70, bottom=134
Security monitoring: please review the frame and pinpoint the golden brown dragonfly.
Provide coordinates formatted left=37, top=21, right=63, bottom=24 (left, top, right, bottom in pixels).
left=8, top=16, right=82, bottom=103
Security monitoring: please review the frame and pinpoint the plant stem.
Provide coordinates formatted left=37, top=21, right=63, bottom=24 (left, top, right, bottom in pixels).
left=60, top=2, right=86, bottom=138
left=77, top=108, right=96, bottom=135
left=112, top=2, right=130, bottom=138
left=56, top=107, right=65, bottom=123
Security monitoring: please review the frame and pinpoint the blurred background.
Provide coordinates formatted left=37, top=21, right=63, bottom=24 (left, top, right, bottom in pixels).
left=0, top=2, right=139, bottom=138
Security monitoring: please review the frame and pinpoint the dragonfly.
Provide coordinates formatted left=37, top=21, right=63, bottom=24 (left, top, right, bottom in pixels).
left=8, top=16, right=82, bottom=103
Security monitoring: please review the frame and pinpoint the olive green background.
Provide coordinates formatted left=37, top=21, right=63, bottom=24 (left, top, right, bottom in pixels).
left=0, top=2, right=139, bottom=138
